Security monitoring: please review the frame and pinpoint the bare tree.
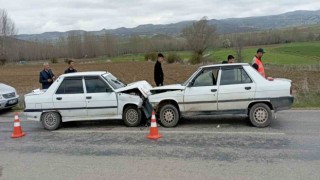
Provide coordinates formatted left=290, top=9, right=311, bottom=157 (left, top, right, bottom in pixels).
left=182, top=17, right=216, bottom=64
left=103, top=33, right=118, bottom=57
left=233, top=36, right=244, bottom=63
left=83, top=32, right=98, bottom=58
left=0, top=9, right=17, bottom=60
left=67, top=32, right=83, bottom=58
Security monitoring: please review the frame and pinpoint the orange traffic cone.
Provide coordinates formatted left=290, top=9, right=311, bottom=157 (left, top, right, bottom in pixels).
left=146, top=110, right=162, bottom=140
left=11, top=112, right=26, bottom=138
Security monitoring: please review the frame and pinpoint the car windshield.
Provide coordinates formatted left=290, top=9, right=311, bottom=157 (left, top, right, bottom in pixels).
left=102, top=73, right=126, bottom=89
left=182, top=68, right=202, bottom=86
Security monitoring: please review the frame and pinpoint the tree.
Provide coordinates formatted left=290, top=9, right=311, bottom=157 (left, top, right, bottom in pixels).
left=233, top=36, right=244, bottom=63
left=83, top=32, right=98, bottom=58
left=222, top=38, right=231, bottom=48
left=67, top=31, right=83, bottom=58
left=182, top=17, right=216, bottom=64
left=0, top=9, right=17, bottom=60
left=103, top=33, right=118, bottom=57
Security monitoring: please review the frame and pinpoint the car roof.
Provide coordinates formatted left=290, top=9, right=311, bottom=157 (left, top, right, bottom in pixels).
left=200, top=63, right=249, bottom=69
left=60, top=71, right=109, bottom=77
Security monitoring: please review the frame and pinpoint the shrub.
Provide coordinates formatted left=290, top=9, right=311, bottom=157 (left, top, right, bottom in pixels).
left=144, top=52, right=157, bottom=61
left=167, top=53, right=182, bottom=64
left=50, top=57, right=58, bottom=64
left=189, top=53, right=202, bottom=64
left=0, top=59, right=6, bottom=66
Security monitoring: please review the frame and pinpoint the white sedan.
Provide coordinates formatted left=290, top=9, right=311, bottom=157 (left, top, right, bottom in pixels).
left=24, top=71, right=152, bottom=130
left=149, top=63, right=294, bottom=128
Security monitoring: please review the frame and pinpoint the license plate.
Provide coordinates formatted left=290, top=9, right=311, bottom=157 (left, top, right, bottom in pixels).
left=8, top=99, right=17, bottom=104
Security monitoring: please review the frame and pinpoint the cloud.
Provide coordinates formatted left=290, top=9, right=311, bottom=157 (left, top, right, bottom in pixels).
left=1, top=0, right=320, bottom=34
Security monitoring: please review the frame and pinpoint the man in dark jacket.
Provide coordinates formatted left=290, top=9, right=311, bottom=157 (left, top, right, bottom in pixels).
left=64, top=60, right=77, bottom=74
left=154, top=53, right=164, bottom=86
left=39, top=62, right=56, bottom=89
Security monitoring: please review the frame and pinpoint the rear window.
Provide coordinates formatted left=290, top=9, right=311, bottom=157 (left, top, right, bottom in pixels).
left=56, top=78, right=84, bottom=94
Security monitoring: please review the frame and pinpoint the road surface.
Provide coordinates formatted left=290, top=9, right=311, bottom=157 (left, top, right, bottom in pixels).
left=0, top=110, right=320, bottom=180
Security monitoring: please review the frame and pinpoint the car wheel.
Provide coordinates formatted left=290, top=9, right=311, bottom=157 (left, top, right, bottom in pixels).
left=159, top=104, right=179, bottom=127
left=123, top=106, right=142, bottom=127
left=41, top=112, right=61, bottom=130
left=249, top=103, right=272, bottom=128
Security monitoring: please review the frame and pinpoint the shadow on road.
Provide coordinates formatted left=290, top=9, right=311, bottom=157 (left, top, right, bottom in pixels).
left=60, top=115, right=252, bottom=129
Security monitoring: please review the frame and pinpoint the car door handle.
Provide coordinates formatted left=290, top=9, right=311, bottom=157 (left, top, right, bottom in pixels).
left=86, top=96, right=92, bottom=99
left=245, top=87, right=251, bottom=90
left=56, top=97, right=62, bottom=100
left=211, top=89, right=217, bottom=92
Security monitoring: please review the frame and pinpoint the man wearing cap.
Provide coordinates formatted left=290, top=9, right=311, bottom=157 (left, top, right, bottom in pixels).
left=222, top=55, right=235, bottom=64
left=252, top=48, right=266, bottom=78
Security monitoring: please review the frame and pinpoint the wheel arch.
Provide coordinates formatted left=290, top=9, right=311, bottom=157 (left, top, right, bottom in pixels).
left=248, top=101, right=273, bottom=114
left=40, top=110, right=62, bottom=121
left=122, top=103, right=139, bottom=114
left=156, top=99, right=180, bottom=114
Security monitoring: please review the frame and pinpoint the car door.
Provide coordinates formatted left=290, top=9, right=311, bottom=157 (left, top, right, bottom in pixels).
left=53, top=77, right=87, bottom=117
left=218, top=67, right=256, bottom=111
left=84, top=76, right=118, bottom=117
left=183, top=68, right=219, bottom=112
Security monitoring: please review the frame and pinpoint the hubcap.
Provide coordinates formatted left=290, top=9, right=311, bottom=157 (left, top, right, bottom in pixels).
left=163, top=109, right=175, bottom=123
left=254, top=107, right=268, bottom=124
left=126, top=109, right=138, bottom=124
left=44, top=113, right=57, bottom=127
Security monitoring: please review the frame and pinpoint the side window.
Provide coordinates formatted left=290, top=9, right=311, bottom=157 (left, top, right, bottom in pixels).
left=85, top=77, right=111, bottom=93
left=56, top=78, right=84, bottom=94
left=193, top=69, right=217, bottom=87
left=220, top=68, right=252, bottom=85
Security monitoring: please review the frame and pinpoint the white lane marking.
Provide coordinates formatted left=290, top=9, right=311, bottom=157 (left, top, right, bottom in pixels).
left=54, top=130, right=285, bottom=135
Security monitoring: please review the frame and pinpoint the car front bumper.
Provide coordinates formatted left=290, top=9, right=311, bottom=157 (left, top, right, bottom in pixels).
left=0, top=97, right=19, bottom=110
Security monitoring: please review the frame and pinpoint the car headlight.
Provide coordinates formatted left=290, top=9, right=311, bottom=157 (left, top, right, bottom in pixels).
left=0, top=94, right=3, bottom=100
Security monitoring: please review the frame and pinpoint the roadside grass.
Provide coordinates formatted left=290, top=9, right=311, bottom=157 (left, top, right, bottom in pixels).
left=210, top=41, right=320, bottom=65
left=293, top=92, right=320, bottom=108
left=93, top=41, right=320, bottom=65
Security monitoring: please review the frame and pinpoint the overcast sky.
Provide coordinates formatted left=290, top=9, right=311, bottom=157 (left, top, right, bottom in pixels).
left=1, top=0, right=320, bottom=34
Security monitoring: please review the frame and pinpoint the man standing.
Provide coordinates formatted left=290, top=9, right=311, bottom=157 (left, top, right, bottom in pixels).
left=222, top=55, right=235, bottom=64
left=39, top=62, right=56, bottom=89
left=64, top=60, right=77, bottom=74
left=252, top=48, right=266, bottom=78
left=154, top=53, right=164, bottom=86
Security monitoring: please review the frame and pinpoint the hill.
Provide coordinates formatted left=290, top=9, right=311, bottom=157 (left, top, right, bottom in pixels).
left=15, top=9, right=320, bottom=42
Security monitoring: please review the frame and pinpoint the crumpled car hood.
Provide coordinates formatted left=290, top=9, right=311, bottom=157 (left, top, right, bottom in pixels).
left=115, top=80, right=152, bottom=98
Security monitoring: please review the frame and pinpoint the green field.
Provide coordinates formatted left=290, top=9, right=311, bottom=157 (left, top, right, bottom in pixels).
left=100, top=41, right=320, bottom=65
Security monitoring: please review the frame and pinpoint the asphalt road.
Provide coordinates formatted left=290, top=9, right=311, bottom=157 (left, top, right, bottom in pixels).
left=0, top=110, right=320, bottom=180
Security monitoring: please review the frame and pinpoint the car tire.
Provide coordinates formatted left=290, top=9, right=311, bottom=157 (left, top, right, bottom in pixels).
left=41, top=112, right=62, bottom=130
left=249, top=103, right=272, bottom=128
left=123, top=106, right=142, bottom=127
left=159, top=104, right=179, bottom=127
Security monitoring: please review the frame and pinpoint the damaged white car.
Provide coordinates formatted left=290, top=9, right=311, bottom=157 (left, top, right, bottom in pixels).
left=149, top=63, right=294, bottom=128
left=24, top=71, right=152, bottom=130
